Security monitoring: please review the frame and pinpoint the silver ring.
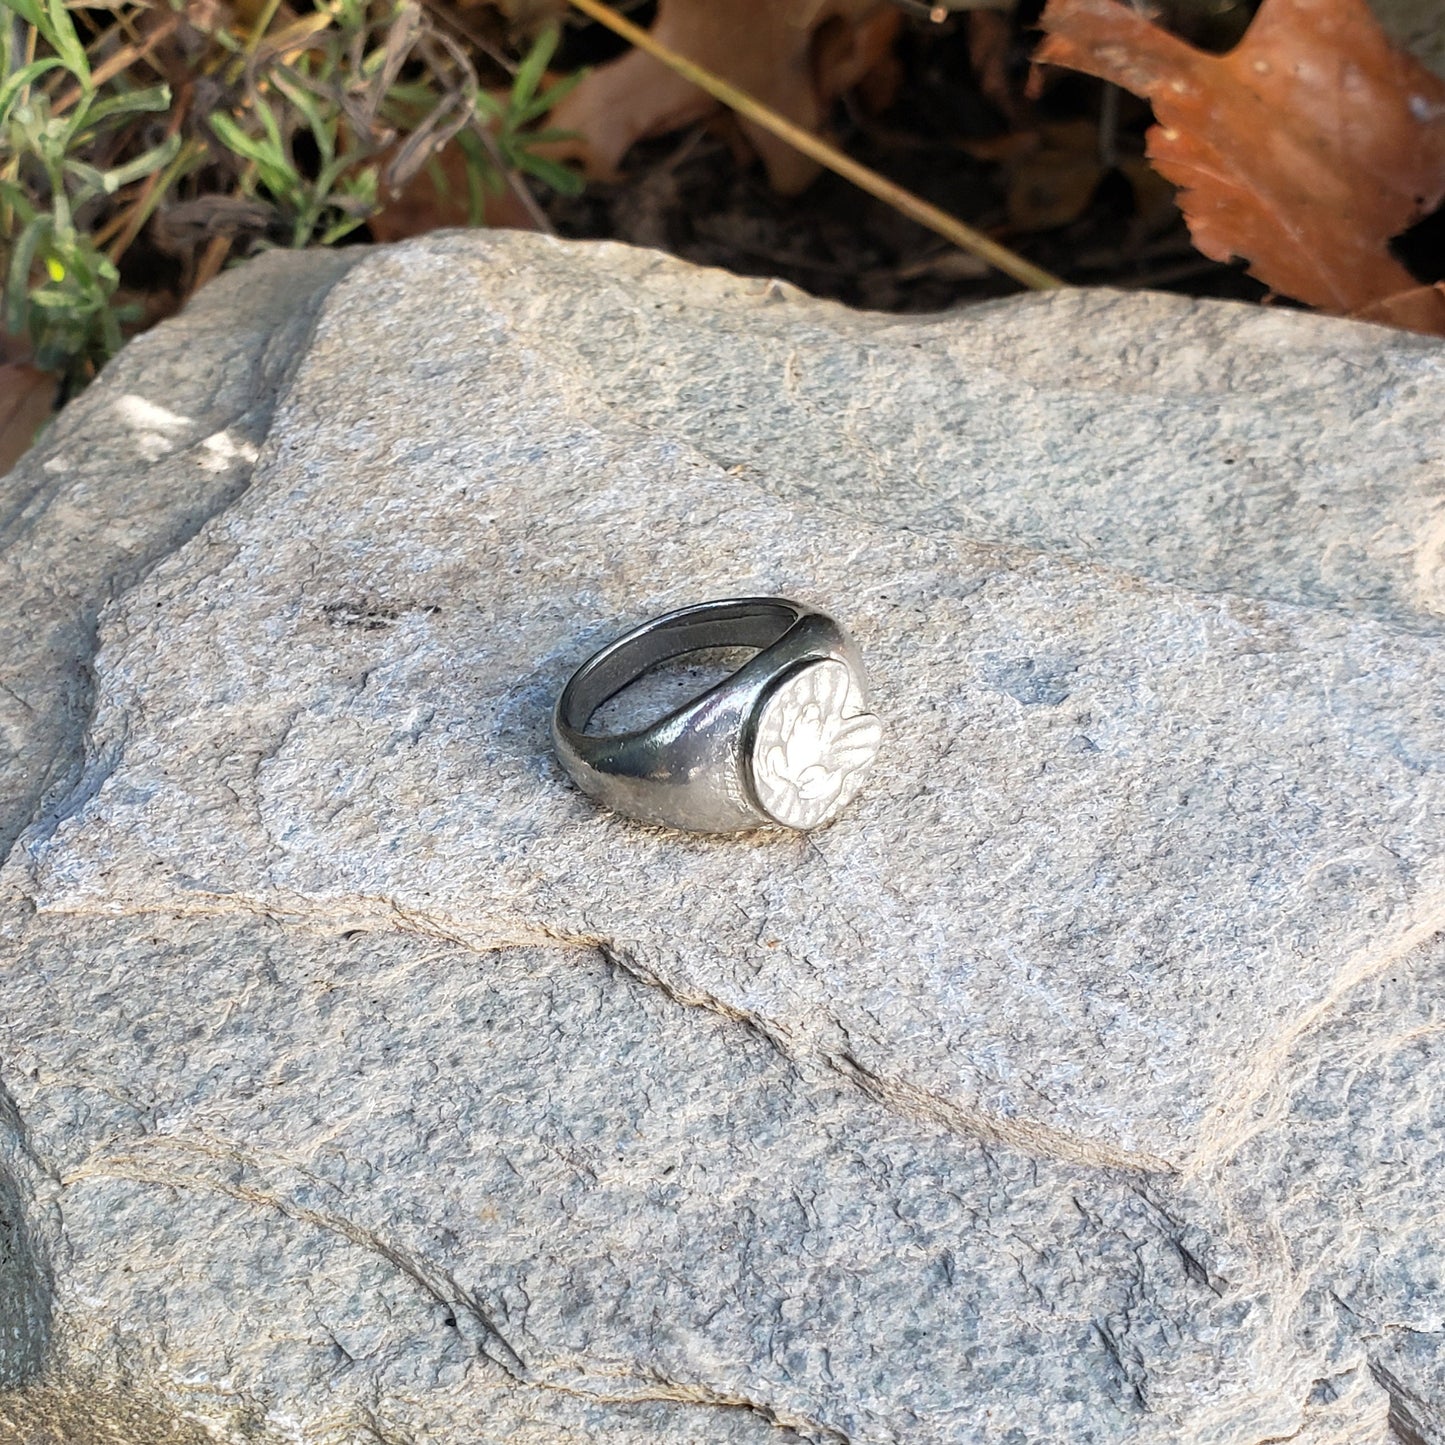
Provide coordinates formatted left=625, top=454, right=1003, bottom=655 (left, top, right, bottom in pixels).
left=552, top=597, right=882, bottom=833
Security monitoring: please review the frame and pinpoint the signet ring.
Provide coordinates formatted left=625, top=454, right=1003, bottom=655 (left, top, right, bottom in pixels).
left=551, top=597, right=881, bottom=833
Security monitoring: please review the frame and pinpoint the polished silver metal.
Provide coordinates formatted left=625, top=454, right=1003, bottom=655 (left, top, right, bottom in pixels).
left=552, top=597, right=881, bottom=833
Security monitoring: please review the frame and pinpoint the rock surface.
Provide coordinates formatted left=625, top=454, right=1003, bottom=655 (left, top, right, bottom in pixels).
left=0, top=248, right=361, bottom=859
left=1, top=232, right=1443, bottom=1444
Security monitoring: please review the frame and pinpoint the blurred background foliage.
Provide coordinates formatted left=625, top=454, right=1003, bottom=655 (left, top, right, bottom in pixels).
left=1, top=0, right=581, bottom=391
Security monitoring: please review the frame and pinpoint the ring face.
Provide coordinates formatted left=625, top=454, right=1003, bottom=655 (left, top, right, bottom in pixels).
left=749, top=658, right=882, bottom=830
left=551, top=597, right=880, bottom=834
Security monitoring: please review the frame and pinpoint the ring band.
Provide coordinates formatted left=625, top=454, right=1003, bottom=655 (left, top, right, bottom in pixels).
left=552, top=597, right=881, bottom=833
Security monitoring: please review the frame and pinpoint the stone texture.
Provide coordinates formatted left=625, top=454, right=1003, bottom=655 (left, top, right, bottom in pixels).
left=1, top=232, right=1443, bottom=1443
left=2, top=901, right=1439, bottom=1445
left=0, top=248, right=362, bottom=859
left=12, top=236, right=1445, bottom=1173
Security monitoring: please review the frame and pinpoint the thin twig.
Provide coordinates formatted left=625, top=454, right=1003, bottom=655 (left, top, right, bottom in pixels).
left=245, top=0, right=287, bottom=54
left=52, top=10, right=182, bottom=116
left=106, top=136, right=206, bottom=264
left=467, top=118, right=556, bottom=234
left=565, top=0, right=1064, bottom=290
left=421, top=22, right=555, bottom=234
left=217, top=0, right=285, bottom=85
left=1097, top=81, right=1119, bottom=169
left=418, top=0, right=513, bottom=76
left=193, top=232, right=232, bottom=290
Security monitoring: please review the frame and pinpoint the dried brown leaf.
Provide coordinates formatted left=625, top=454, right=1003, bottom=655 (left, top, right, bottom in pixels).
left=549, top=0, right=899, bottom=194
left=1352, top=282, right=1445, bottom=332
left=0, top=365, right=58, bottom=476
left=968, top=10, right=1026, bottom=126
left=1002, top=119, right=1104, bottom=231
left=1035, top=0, right=1445, bottom=323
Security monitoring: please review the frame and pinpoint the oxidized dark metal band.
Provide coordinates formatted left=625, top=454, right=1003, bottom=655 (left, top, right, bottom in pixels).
left=552, top=597, right=881, bottom=833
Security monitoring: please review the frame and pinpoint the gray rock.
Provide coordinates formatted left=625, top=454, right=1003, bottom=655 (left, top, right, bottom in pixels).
left=12, top=235, right=1445, bottom=1172
left=5, top=905, right=1439, bottom=1445
left=0, top=248, right=363, bottom=860
left=1, top=232, right=1443, bottom=1442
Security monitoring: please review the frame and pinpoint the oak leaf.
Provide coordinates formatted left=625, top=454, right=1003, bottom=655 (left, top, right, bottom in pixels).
left=1035, top=0, right=1445, bottom=331
left=548, top=0, right=901, bottom=194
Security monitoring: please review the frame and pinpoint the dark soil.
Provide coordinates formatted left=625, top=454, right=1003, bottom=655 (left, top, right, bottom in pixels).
left=544, top=4, right=1274, bottom=314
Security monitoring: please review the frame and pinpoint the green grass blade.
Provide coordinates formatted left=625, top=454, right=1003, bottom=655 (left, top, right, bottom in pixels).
left=510, top=25, right=558, bottom=118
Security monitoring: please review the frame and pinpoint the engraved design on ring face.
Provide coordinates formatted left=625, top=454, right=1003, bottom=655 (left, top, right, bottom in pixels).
left=750, top=657, right=882, bottom=829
